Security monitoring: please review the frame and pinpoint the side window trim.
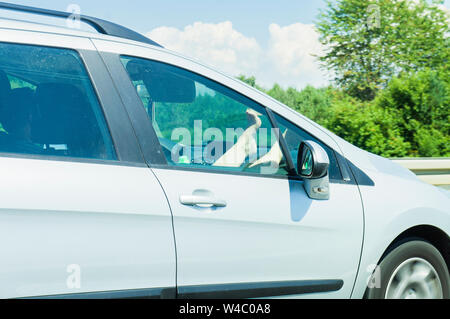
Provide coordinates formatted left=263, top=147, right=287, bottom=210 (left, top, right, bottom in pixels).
left=70, top=49, right=116, bottom=161
left=266, top=108, right=297, bottom=176
left=148, top=163, right=295, bottom=181
left=96, top=51, right=167, bottom=166
left=268, top=110, right=346, bottom=182
left=79, top=49, right=146, bottom=165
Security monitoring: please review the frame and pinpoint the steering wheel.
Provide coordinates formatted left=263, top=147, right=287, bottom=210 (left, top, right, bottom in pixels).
left=159, top=142, right=185, bottom=165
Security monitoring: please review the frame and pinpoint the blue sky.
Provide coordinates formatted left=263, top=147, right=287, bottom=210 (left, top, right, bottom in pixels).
left=3, top=0, right=450, bottom=89
left=4, top=0, right=329, bottom=43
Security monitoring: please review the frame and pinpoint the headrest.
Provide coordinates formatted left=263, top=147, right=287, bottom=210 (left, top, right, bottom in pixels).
left=0, top=70, right=11, bottom=107
left=32, top=83, right=91, bottom=144
left=0, top=87, right=35, bottom=134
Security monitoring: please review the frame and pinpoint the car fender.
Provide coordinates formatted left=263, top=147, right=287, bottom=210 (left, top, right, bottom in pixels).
left=350, top=172, right=450, bottom=298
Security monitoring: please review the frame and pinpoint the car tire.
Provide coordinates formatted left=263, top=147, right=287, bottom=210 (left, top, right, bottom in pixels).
left=365, top=240, right=449, bottom=299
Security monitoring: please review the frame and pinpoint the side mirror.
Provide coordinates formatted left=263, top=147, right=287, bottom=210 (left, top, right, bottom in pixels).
left=297, top=141, right=330, bottom=200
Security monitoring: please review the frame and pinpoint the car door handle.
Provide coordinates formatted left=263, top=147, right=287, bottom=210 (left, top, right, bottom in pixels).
left=179, top=195, right=227, bottom=208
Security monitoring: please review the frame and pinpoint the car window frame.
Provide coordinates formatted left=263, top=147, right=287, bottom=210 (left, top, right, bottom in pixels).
left=118, top=54, right=300, bottom=178
left=0, top=36, right=146, bottom=167
left=96, top=45, right=351, bottom=182
left=267, top=109, right=345, bottom=182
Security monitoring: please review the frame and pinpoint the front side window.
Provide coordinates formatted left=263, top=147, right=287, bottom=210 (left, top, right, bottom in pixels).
left=0, top=42, right=116, bottom=160
left=121, top=56, right=290, bottom=176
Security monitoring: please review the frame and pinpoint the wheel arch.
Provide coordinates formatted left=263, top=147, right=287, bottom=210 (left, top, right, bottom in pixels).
left=353, top=221, right=450, bottom=299
left=378, top=225, right=450, bottom=273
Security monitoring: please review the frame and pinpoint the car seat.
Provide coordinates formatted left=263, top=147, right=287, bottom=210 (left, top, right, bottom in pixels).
left=33, top=82, right=103, bottom=158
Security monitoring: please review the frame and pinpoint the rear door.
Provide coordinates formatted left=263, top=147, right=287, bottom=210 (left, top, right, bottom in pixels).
left=0, top=30, right=175, bottom=298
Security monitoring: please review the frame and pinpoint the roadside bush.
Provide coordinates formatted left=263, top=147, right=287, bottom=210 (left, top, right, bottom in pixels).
left=262, top=83, right=411, bottom=157
left=376, top=69, right=450, bottom=157
left=325, top=98, right=411, bottom=157
left=238, top=70, right=449, bottom=158
left=266, top=84, right=335, bottom=127
left=414, top=127, right=450, bottom=157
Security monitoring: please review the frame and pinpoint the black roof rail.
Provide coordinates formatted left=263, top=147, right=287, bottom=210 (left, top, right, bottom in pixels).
left=0, top=2, right=163, bottom=47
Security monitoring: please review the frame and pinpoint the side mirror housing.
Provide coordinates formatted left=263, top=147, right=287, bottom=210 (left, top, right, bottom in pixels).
left=298, top=141, right=330, bottom=200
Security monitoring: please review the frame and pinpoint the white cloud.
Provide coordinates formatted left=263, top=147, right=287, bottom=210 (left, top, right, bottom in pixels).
left=146, top=21, right=330, bottom=90
left=147, top=21, right=262, bottom=77
left=267, top=23, right=329, bottom=88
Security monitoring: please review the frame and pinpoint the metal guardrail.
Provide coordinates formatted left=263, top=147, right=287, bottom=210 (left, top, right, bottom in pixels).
left=392, top=158, right=450, bottom=190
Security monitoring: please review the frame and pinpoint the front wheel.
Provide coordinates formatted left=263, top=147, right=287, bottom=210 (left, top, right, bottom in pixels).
left=365, top=240, right=449, bottom=299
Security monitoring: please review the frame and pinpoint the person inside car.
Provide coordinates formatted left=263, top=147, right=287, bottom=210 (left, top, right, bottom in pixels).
left=213, top=108, right=262, bottom=168
left=212, top=108, right=287, bottom=171
left=0, top=87, right=43, bottom=155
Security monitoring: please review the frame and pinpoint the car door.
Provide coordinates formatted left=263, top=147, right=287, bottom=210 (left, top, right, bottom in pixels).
left=95, top=39, right=364, bottom=299
left=0, top=30, right=176, bottom=298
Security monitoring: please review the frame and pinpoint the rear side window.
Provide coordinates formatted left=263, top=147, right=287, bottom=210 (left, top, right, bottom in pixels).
left=0, top=42, right=116, bottom=160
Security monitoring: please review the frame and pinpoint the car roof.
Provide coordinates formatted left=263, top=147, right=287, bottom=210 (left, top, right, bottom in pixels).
left=0, top=16, right=160, bottom=50
left=0, top=2, right=162, bottom=46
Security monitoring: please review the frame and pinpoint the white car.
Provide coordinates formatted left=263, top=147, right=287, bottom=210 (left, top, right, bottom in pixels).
left=0, top=3, right=448, bottom=299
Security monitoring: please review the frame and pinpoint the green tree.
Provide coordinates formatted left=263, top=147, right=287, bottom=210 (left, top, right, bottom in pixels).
left=376, top=68, right=450, bottom=156
left=326, top=98, right=411, bottom=157
left=266, top=85, right=335, bottom=127
left=236, top=73, right=449, bottom=158
left=317, top=0, right=449, bottom=101
left=237, top=75, right=265, bottom=91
